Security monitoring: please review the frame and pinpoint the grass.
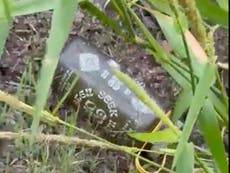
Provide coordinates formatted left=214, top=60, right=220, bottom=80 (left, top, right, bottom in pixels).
left=0, top=0, right=229, bottom=173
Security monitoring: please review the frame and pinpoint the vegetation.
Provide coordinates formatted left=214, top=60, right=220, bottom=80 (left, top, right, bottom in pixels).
left=0, top=0, right=228, bottom=172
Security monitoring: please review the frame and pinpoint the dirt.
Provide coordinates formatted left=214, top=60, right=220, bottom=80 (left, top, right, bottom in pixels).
left=0, top=2, right=229, bottom=173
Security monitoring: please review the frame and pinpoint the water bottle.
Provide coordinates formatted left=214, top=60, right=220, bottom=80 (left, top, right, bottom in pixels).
left=52, top=37, right=164, bottom=146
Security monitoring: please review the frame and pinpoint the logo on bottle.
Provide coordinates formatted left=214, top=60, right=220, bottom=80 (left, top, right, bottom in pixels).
left=79, top=53, right=100, bottom=72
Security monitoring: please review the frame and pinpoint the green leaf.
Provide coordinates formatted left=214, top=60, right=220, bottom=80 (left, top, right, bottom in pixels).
left=198, top=100, right=228, bottom=173
left=147, top=49, right=191, bottom=89
left=8, top=0, right=55, bottom=16
left=176, top=143, right=194, bottom=173
left=0, top=18, right=11, bottom=59
left=129, top=128, right=179, bottom=143
left=152, top=10, right=187, bottom=58
left=195, top=0, right=228, bottom=28
left=110, top=0, right=135, bottom=38
left=172, top=88, right=192, bottom=122
left=173, top=63, right=216, bottom=168
left=0, top=0, right=12, bottom=59
left=153, top=10, right=206, bottom=76
left=127, top=7, right=169, bottom=63
left=209, top=91, right=228, bottom=125
left=31, top=0, right=79, bottom=135
left=147, top=0, right=172, bottom=15
left=216, top=0, right=228, bottom=11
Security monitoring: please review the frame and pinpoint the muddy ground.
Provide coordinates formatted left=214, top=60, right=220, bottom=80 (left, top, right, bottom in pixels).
left=0, top=2, right=228, bottom=173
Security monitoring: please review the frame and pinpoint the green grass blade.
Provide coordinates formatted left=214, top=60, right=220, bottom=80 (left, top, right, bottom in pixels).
left=150, top=51, right=228, bottom=126
left=198, top=100, right=228, bottom=173
left=0, top=0, right=12, bottom=60
left=216, top=0, right=228, bottom=11
left=127, top=6, right=168, bottom=62
left=110, top=0, right=135, bottom=38
left=209, top=91, right=228, bottom=125
left=144, top=8, right=206, bottom=78
left=31, top=0, right=79, bottom=135
left=151, top=10, right=187, bottom=59
left=79, top=0, right=126, bottom=39
left=0, top=19, right=11, bottom=59
left=147, top=0, right=172, bottom=15
left=129, top=129, right=179, bottom=143
left=147, top=50, right=191, bottom=88
left=173, top=63, right=216, bottom=168
left=172, top=88, right=192, bottom=122
left=176, top=142, right=194, bottom=173
left=8, top=0, right=55, bottom=16
left=195, top=0, right=228, bottom=28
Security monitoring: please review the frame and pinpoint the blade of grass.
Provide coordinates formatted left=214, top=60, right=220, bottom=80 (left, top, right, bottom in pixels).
left=195, top=0, right=228, bottom=28
left=146, top=0, right=172, bottom=15
left=127, top=6, right=169, bottom=63
left=110, top=0, right=135, bottom=38
left=209, top=91, right=228, bottom=125
left=172, top=88, right=192, bottom=122
left=216, top=0, right=228, bottom=11
left=147, top=50, right=191, bottom=89
left=151, top=10, right=187, bottom=59
left=150, top=50, right=228, bottom=126
left=79, top=0, right=127, bottom=39
left=138, top=4, right=208, bottom=64
left=31, top=0, right=79, bottom=135
left=8, top=0, right=55, bottom=16
left=173, top=63, right=216, bottom=168
left=198, top=100, right=228, bottom=173
left=176, top=142, right=194, bottom=173
left=169, top=5, right=197, bottom=94
left=129, top=128, right=179, bottom=143
left=0, top=18, right=11, bottom=59
left=0, top=0, right=12, bottom=59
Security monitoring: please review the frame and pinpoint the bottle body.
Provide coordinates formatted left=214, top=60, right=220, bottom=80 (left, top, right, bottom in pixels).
left=53, top=37, right=161, bottom=145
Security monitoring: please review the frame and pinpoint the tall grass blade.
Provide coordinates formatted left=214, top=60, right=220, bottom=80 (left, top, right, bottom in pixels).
left=9, top=0, right=55, bottom=16
left=31, top=0, right=79, bottom=135
left=145, top=9, right=206, bottom=77
left=110, top=0, right=135, bottom=38
left=151, top=10, right=187, bottom=59
left=195, top=0, right=228, bottom=28
left=209, top=91, right=228, bottom=125
left=0, top=19, right=11, bottom=59
left=172, top=88, right=192, bottom=122
left=129, top=128, right=179, bottom=143
left=127, top=6, right=168, bottom=62
left=0, top=0, right=12, bottom=60
left=149, top=50, right=228, bottom=126
left=147, top=50, right=191, bottom=88
left=198, top=100, right=228, bottom=173
left=79, top=0, right=126, bottom=39
left=147, top=0, right=172, bottom=15
left=216, top=0, right=228, bottom=11
left=173, top=63, right=216, bottom=168
left=176, top=142, right=194, bottom=173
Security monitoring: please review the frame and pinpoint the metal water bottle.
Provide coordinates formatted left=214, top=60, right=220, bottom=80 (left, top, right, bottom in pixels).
left=53, top=37, right=163, bottom=145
